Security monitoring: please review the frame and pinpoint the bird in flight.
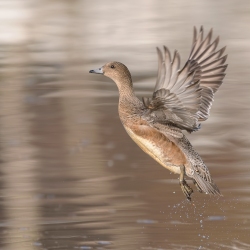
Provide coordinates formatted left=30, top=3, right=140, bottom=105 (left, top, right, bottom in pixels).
left=89, top=27, right=227, bottom=200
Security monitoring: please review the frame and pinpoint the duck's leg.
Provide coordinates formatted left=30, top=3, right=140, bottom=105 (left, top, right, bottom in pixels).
left=179, top=166, right=193, bottom=201
left=193, top=179, right=203, bottom=193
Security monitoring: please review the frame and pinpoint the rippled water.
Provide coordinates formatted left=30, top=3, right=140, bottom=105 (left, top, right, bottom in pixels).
left=0, top=1, right=250, bottom=249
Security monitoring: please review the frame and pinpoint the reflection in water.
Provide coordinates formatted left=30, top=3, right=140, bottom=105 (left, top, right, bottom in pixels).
left=0, top=48, right=40, bottom=248
left=0, top=0, right=250, bottom=249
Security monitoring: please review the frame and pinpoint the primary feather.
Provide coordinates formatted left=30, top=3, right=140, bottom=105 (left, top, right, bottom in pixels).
left=142, top=26, right=227, bottom=132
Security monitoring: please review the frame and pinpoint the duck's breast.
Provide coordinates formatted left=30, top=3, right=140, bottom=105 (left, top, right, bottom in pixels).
left=124, top=124, right=187, bottom=174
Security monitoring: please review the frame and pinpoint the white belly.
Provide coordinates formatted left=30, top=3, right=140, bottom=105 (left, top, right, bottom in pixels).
left=124, top=126, right=181, bottom=174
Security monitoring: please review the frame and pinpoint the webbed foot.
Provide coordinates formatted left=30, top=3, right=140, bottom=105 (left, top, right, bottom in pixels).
left=180, top=179, right=193, bottom=201
left=179, top=165, right=193, bottom=201
left=193, top=179, right=203, bottom=193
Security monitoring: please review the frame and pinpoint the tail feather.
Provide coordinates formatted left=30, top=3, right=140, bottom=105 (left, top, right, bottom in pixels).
left=193, top=171, right=221, bottom=195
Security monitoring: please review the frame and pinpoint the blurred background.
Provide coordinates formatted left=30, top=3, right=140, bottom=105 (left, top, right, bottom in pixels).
left=0, top=0, right=250, bottom=249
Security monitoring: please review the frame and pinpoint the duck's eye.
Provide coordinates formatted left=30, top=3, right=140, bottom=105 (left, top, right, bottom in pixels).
left=111, top=65, right=115, bottom=69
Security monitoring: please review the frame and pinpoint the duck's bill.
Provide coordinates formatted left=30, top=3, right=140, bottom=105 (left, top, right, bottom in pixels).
left=89, top=67, right=103, bottom=74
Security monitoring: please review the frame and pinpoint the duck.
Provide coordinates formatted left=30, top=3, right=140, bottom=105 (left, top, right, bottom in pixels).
left=89, top=27, right=227, bottom=200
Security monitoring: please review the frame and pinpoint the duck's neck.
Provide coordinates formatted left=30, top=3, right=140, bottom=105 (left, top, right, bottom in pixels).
left=114, top=78, right=142, bottom=123
left=115, top=77, right=135, bottom=104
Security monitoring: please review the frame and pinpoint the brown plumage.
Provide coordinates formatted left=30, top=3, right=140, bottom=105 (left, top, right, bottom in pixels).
left=89, top=27, right=227, bottom=200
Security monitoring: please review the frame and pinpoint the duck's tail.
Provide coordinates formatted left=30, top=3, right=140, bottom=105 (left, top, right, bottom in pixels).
left=193, top=171, right=221, bottom=195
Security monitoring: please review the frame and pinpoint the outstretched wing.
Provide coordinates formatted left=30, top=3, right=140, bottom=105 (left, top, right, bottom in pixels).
left=142, top=27, right=227, bottom=132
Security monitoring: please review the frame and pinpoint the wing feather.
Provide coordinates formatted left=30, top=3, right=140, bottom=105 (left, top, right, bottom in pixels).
left=142, top=27, right=227, bottom=132
left=163, top=46, right=172, bottom=88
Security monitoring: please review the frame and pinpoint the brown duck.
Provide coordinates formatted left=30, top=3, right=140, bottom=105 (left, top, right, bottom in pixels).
left=89, top=27, right=227, bottom=200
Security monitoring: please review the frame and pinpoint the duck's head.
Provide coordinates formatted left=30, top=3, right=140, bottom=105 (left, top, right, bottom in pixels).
left=89, top=62, right=132, bottom=88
